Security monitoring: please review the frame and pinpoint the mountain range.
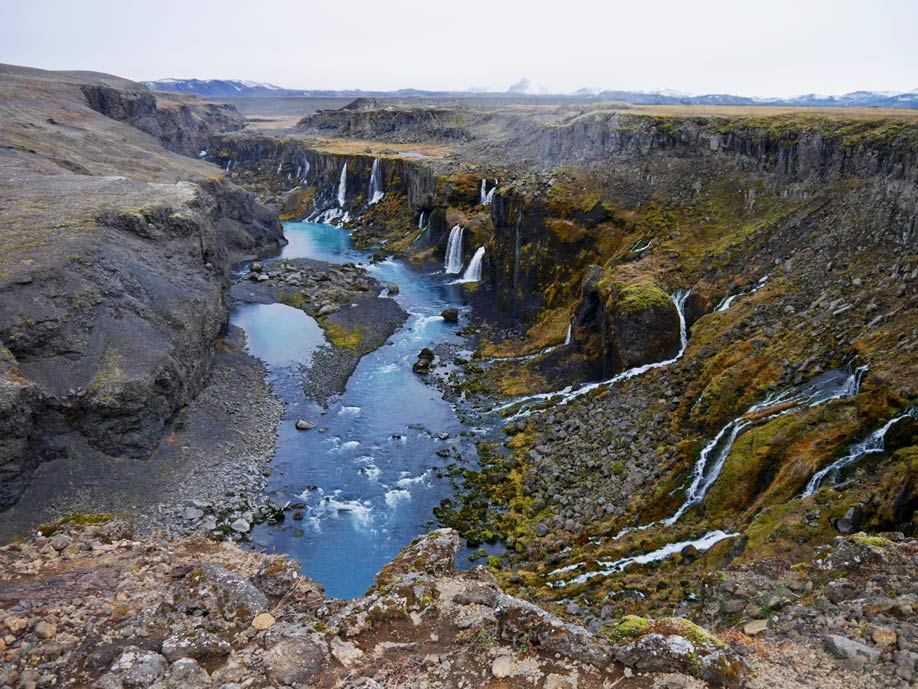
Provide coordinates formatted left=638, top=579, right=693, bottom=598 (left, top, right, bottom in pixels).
left=142, top=78, right=918, bottom=109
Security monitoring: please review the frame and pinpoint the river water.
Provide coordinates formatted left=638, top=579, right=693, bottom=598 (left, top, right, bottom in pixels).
left=231, top=221, right=480, bottom=598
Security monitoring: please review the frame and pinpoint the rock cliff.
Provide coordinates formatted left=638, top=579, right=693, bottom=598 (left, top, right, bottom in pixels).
left=0, top=65, right=283, bottom=512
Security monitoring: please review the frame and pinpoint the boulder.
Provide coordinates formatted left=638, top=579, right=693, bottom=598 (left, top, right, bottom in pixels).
left=441, top=307, right=459, bottom=323
left=161, top=629, right=231, bottom=661
left=262, top=635, right=327, bottom=686
left=824, top=634, right=881, bottom=662
left=173, top=564, right=268, bottom=625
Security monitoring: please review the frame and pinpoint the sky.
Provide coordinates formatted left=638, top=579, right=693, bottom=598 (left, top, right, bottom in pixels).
left=3, top=0, right=917, bottom=97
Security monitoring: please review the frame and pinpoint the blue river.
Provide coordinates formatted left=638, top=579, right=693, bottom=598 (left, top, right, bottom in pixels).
left=231, top=222, right=481, bottom=597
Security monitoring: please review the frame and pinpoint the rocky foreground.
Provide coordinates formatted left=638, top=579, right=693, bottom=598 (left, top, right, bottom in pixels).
left=3, top=519, right=916, bottom=689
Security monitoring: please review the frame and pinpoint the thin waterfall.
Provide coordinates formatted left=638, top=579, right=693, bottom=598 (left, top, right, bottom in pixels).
left=495, top=289, right=692, bottom=417
left=460, top=247, right=485, bottom=282
left=337, top=164, right=347, bottom=207
left=444, top=225, right=465, bottom=274
left=716, top=274, right=769, bottom=312
left=660, top=364, right=870, bottom=524
left=548, top=530, right=739, bottom=588
left=564, top=322, right=572, bottom=346
left=369, top=158, right=384, bottom=204
left=276, top=161, right=283, bottom=174
left=513, top=210, right=522, bottom=290
left=302, top=158, right=310, bottom=181
left=801, top=407, right=916, bottom=497
left=480, top=179, right=488, bottom=205
left=418, top=211, right=425, bottom=229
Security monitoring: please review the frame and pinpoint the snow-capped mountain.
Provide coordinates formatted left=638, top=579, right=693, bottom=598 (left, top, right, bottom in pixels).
left=507, top=78, right=550, bottom=96
left=143, top=79, right=296, bottom=98
left=142, top=78, right=918, bottom=109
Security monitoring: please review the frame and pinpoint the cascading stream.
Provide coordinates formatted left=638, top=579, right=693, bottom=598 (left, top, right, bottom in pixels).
left=495, top=289, right=691, bottom=419
left=661, top=364, right=869, bottom=525
left=801, top=407, right=917, bottom=497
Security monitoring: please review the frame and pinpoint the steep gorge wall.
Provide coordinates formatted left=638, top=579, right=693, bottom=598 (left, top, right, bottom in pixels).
left=0, top=71, right=284, bottom=513
left=81, top=84, right=246, bottom=156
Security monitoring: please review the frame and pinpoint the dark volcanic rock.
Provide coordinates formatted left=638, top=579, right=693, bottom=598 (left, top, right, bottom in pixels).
left=0, top=66, right=283, bottom=513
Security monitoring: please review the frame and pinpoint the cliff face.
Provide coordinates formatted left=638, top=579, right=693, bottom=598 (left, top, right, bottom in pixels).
left=81, top=83, right=246, bottom=156
left=0, top=65, right=283, bottom=511
left=297, top=106, right=485, bottom=142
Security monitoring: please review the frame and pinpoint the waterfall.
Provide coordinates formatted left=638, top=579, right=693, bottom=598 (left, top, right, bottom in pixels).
left=481, top=178, right=496, bottom=205
left=801, top=408, right=916, bottom=497
left=715, top=274, right=769, bottom=312
left=337, top=164, right=348, bottom=207
left=418, top=211, right=425, bottom=229
left=276, top=162, right=283, bottom=174
left=549, top=530, right=739, bottom=588
left=302, top=158, right=310, bottom=181
left=564, top=322, right=572, bottom=346
left=295, top=165, right=301, bottom=178
left=659, top=364, right=870, bottom=524
left=460, top=247, right=485, bottom=282
left=513, top=210, right=522, bottom=290
left=369, top=158, right=384, bottom=204
left=444, top=225, right=464, bottom=274
left=495, top=289, right=692, bottom=418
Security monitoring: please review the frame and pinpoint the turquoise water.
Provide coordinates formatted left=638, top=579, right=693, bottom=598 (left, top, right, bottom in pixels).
left=231, top=222, right=479, bottom=598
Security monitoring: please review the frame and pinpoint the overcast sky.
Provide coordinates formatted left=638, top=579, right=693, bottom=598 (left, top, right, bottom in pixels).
left=3, top=0, right=916, bottom=97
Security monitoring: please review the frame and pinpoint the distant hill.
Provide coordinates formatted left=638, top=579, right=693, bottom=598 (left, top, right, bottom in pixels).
left=142, top=78, right=918, bottom=109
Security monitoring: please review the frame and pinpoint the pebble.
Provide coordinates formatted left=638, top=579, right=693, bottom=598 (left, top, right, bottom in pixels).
left=230, top=519, right=250, bottom=533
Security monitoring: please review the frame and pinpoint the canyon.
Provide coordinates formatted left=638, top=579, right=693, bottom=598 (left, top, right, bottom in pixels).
left=0, top=64, right=916, bottom=689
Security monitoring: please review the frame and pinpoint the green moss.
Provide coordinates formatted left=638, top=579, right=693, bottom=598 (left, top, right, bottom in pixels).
left=321, top=321, right=367, bottom=352
left=850, top=535, right=894, bottom=551
left=606, top=614, right=650, bottom=641
left=614, top=283, right=672, bottom=314
left=38, top=513, right=112, bottom=537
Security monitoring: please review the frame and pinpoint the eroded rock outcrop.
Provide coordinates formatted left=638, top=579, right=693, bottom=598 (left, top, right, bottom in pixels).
left=0, top=521, right=746, bottom=688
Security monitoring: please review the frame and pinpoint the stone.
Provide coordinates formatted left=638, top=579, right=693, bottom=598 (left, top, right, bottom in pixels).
left=824, top=634, right=881, bottom=662
left=871, top=626, right=897, bottom=647
left=49, top=534, right=71, bottom=551
left=173, top=564, right=268, bottom=625
left=230, top=518, right=250, bottom=533
left=251, top=612, right=275, bottom=630
left=33, top=621, right=56, bottom=639
left=295, top=418, right=316, bottom=431
left=440, top=308, right=459, bottom=323
left=534, top=522, right=548, bottom=537
left=743, top=619, right=768, bottom=636
left=161, top=629, right=231, bottom=660
left=491, top=654, right=516, bottom=678
left=182, top=507, right=204, bottom=521
left=836, top=506, right=862, bottom=534
left=263, top=635, right=326, bottom=685
left=386, top=282, right=399, bottom=295
left=4, top=616, right=28, bottom=635
left=106, top=646, right=168, bottom=688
